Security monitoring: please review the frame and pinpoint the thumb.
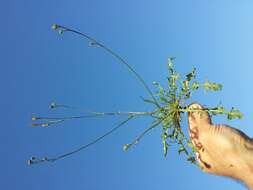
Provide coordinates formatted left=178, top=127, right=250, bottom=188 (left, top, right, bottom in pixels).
left=188, top=103, right=212, bottom=133
left=187, top=103, right=212, bottom=169
left=188, top=103, right=212, bottom=150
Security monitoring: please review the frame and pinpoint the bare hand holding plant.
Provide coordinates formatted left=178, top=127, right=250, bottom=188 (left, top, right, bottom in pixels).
left=29, top=24, right=251, bottom=189
left=188, top=103, right=253, bottom=189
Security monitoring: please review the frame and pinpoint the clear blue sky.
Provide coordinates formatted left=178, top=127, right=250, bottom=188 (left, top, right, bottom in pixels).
left=1, top=1, right=253, bottom=189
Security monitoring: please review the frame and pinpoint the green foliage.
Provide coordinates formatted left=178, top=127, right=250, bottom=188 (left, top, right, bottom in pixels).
left=227, top=107, right=243, bottom=120
left=146, top=59, right=243, bottom=162
left=28, top=24, right=243, bottom=166
left=203, top=80, right=223, bottom=91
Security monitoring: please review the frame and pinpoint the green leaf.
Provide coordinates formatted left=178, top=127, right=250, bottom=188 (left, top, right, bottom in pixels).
left=182, top=80, right=189, bottom=90
left=187, top=141, right=197, bottom=152
left=192, top=82, right=199, bottom=90
left=168, top=57, right=176, bottom=73
left=227, top=107, right=243, bottom=120
left=178, top=146, right=186, bottom=154
left=153, top=81, right=164, bottom=93
left=163, top=140, right=169, bottom=157
left=187, top=156, right=196, bottom=164
left=203, top=80, right=223, bottom=91
left=185, top=92, right=191, bottom=99
left=186, top=68, right=196, bottom=81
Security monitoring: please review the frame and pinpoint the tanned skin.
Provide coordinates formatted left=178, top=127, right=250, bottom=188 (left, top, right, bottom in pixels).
left=188, top=103, right=253, bottom=189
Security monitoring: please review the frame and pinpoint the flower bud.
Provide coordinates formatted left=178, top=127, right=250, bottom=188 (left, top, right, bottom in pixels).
left=51, top=24, right=59, bottom=30
left=27, top=159, right=33, bottom=165
left=50, top=102, right=56, bottom=109
left=32, top=117, right=39, bottom=121
left=123, top=144, right=130, bottom=151
left=58, top=29, right=64, bottom=34
left=42, top=123, right=49, bottom=127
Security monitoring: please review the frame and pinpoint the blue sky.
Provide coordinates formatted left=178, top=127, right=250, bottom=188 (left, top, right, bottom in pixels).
left=1, top=1, right=253, bottom=189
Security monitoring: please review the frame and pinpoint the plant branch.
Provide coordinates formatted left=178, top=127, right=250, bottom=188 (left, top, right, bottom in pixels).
left=31, top=111, right=156, bottom=127
left=52, top=24, right=161, bottom=108
left=28, top=116, right=134, bottom=165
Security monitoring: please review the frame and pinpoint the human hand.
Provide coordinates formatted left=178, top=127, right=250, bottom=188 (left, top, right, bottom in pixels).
left=188, top=103, right=253, bottom=189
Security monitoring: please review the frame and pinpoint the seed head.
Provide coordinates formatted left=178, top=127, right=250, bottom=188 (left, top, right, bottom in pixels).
left=51, top=24, right=59, bottom=30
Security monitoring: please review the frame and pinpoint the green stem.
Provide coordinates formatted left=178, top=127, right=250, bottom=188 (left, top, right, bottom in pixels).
left=28, top=116, right=134, bottom=165
left=53, top=24, right=161, bottom=108
left=125, top=117, right=166, bottom=150
left=178, top=107, right=228, bottom=114
left=32, top=111, right=156, bottom=122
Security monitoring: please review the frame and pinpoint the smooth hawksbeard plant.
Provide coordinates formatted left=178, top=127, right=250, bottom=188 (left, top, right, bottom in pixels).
left=28, top=24, right=243, bottom=167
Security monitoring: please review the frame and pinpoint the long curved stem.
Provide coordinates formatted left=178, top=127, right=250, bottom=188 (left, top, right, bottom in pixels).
left=28, top=116, right=134, bottom=165
left=53, top=24, right=160, bottom=108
